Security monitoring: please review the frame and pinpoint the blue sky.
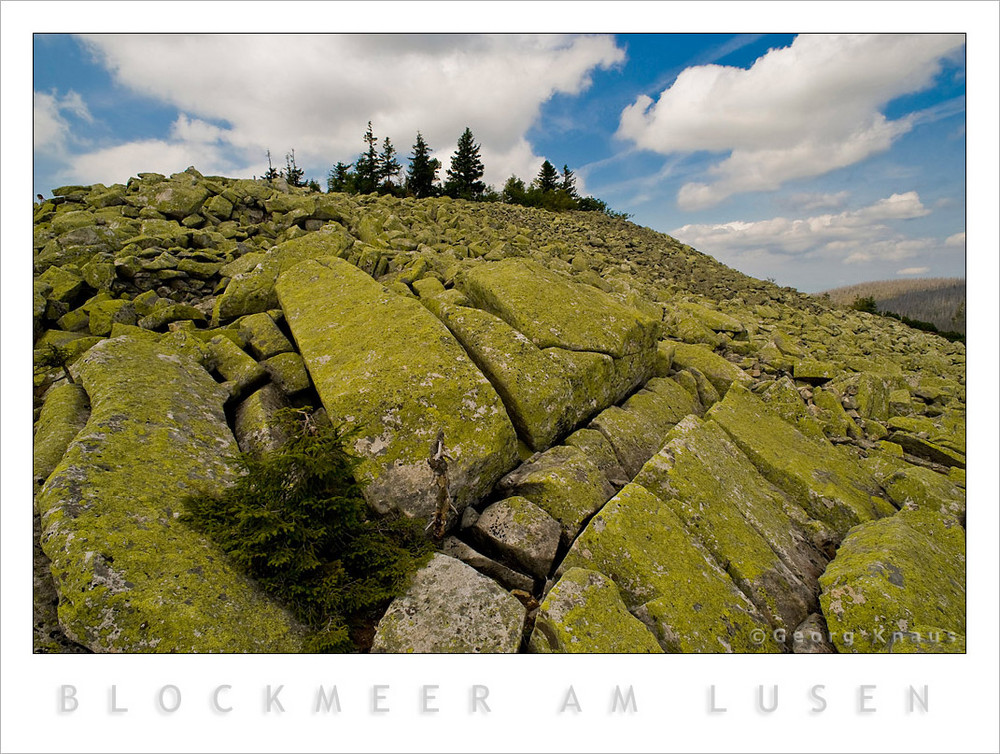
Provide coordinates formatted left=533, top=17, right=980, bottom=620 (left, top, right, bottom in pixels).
left=33, top=32, right=967, bottom=292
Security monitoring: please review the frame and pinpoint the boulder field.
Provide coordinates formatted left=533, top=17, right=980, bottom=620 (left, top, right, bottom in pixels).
left=32, top=168, right=966, bottom=653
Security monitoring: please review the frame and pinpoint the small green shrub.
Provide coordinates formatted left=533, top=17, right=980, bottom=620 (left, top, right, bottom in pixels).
left=183, top=408, right=432, bottom=652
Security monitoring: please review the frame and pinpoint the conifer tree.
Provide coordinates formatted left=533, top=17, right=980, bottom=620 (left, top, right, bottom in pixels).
left=561, top=164, right=578, bottom=198
left=535, top=159, right=559, bottom=192
left=406, top=132, right=440, bottom=198
left=282, top=149, right=305, bottom=187
left=327, top=161, right=352, bottom=193
left=354, top=121, right=380, bottom=194
left=501, top=175, right=528, bottom=205
left=444, top=127, right=485, bottom=200
left=263, top=150, right=279, bottom=182
left=377, top=137, right=401, bottom=190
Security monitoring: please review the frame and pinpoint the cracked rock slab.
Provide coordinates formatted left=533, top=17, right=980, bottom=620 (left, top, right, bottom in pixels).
left=277, top=257, right=518, bottom=522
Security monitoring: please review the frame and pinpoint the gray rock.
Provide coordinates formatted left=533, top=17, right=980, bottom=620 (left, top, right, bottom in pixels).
left=471, top=496, right=561, bottom=578
left=234, top=383, right=291, bottom=456
left=371, top=554, right=526, bottom=653
left=440, top=537, right=534, bottom=593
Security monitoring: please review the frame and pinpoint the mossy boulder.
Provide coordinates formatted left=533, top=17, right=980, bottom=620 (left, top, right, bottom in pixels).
left=633, top=416, right=823, bottom=634
left=276, top=257, right=518, bottom=522
left=675, top=301, right=745, bottom=333
left=589, top=377, right=700, bottom=478
left=707, top=384, right=889, bottom=540
left=758, top=377, right=826, bottom=440
left=563, top=427, right=629, bottom=488
left=529, top=568, right=663, bottom=653
left=261, top=351, right=311, bottom=395
left=458, top=258, right=659, bottom=361
left=880, top=465, right=965, bottom=521
left=471, top=496, right=561, bottom=578
left=497, top=445, right=613, bottom=545
left=819, top=507, right=965, bottom=653
left=429, top=299, right=576, bottom=451
left=36, top=336, right=304, bottom=652
left=33, top=383, right=90, bottom=491
left=204, top=334, right=267, bottom=398
left=371, top=554, right=525, bottom=653
left=560, top=483, right=778, bottom=652
left=669, top=343, right=751, bottom=396
left=233, top=383, right=291, bottom=457
left=215, top=226, right=354, bottom=321
left=793, top=359, right=838, bottom=384
left=150, top=182, right=210, bottom=219
left=236, top=312, right=294, bottom=360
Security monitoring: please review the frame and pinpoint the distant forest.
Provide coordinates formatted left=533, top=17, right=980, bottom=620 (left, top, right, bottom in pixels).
left=821, top=278, right=966, bottom=337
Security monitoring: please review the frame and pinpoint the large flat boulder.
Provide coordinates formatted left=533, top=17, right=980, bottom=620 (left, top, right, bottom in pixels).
left=457, top=259, right=658, bottom=406
left=459, top=259, right=659, bottom=359
left=429, top=300, right=576, bottom=451
left=634, top=416, right=824, bottom=634
left=371, top=554, right=526, bottom=653
left=276, top=257, right=518, bottom=522
left=36, top=335, right=304, bottom=652
left=560, top=483, right=779, bottom=652
left=707, top=384, right=891, bottom=540
left=819, top=507, right=965, bottom=653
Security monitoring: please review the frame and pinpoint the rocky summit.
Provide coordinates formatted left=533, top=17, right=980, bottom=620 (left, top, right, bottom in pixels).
left=32, top=168, right=966, bottom=654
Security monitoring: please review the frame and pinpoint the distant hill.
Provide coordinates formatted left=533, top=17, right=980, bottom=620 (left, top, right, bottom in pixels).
left=819, top=278, right=966, bottom=334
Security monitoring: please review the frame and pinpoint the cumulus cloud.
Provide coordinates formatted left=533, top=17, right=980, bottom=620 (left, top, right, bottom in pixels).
left=945, top=231, right=966, bottom=247
left=897, top=266, right=931, bottom=275
left=72, top=34, right=624, bottom=187
left=617, top=34, right=965, bottom=209
left=33, top=89, right=92, bottom=152
left=672, top=191, right=935, bottom=265
left=62, top=137, right=245, bottom=187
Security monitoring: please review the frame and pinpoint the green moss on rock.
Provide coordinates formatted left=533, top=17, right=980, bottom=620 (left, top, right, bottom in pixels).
left=669, top=343, right=751, bottom=396
left=633, top=415, right=824, bottom=633
left=707, top=384, right=887, bottom=540
left=36, top=336, right=304, bottom=652
left=458, top=258, right=659, bottom=360
left=215, top=226, right=354, bottom=321
left=276, top=257, right=518, bottom=522
left=590, top=377, right=701, bottom=478
left=819, top=507, right=965, bottom=653
left=560, top=483, right=778, bottom=653
left=530, top=568, right=663, bottom=653
left=497, top=445, right=613, bottom=545
left=33, top=383, right=90, bottom=491
left=430, top=300, right=576, bottom=451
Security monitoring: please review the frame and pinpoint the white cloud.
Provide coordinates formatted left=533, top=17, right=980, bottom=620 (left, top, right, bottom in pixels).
left=786, top=191, right=850, bottom=212
left=617, top=34, right=965, bottom=209
left=945, top=231, right=966, bottom=247
left=672, top=191, right=935, bottom=266
left=73, top=34, right=624, bottom=187
left=63, top=138, right=247, bottom=187
left=897, top=266, right=931, bottom=275
left=33, top=89, right=92, bottom=152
